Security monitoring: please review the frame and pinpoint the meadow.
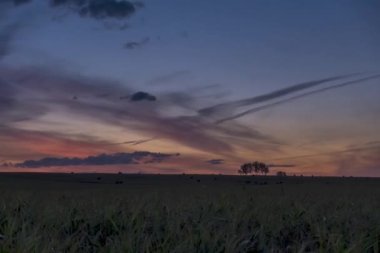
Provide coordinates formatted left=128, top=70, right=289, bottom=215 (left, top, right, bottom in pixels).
left=0, top=173, right=379, bottom=253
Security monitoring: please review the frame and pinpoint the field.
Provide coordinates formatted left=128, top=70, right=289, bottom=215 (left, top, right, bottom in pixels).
left=0, top=173, right=380, bottom=253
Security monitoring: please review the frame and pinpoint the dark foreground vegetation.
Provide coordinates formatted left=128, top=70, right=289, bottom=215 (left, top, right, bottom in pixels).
left=0, top=173, right=380, bottom=252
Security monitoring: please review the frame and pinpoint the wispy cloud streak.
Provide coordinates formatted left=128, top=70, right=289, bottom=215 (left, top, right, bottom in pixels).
left=216, top=74, right=380, bottom=124
left=106, top=137, right=157, bottom=146
left=199, top=74, right=357, bottom=117
left=271, top=143, right=380, bottom=161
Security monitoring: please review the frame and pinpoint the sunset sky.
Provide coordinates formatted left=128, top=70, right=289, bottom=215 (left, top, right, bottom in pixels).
left=0, top=0, right=379, bottom=176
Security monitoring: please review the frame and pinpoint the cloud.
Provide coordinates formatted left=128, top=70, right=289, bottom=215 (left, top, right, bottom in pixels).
left=0, top=65, right=134, bottom=124
left=3, top=64, right=377, bottom=173
left=130, top=91, right=156, bottom=101
left=123, top=37, right=150, bottom=49
left=0, top=0, right=32, bottom=7
left=0, top=65, right=276, bottom=156
left=206, top=159, right=224, bottom=165
left=50, top=0, right=141, bottom=20
left=15, top=63, right=372, bottom=166
left=16, top=151, right=179, bottom=168
left=1, top=0, right=142, bottom=22
left=199, top=74, right=357, bottom=118
left=107, top=137, right=156, bottom=146
left=216, top=74, right=380, bottom=123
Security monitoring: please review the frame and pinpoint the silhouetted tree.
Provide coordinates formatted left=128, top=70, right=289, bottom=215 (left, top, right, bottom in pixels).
left=238, top=163, right=253, bottom=175
left=252, top=161, right=260, bottom=174
left=276, top=171, right=287, bottom=177
left=239, top=161, right=269, bottom=175
left=260, top=163, right=269, bottom=175
left=252, top=161, right=269, bottom=175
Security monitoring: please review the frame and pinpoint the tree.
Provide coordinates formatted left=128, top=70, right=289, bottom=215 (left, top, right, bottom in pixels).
left=238, top=163, right=253, bottom=175
left=260, top=163, right=269, bottom=175
left=276, top=171, right=287, bottom=177
left=252, top=161, right=260, bottom=174
left=252, top=161, right=269, bottom=175
left=238, top=161, right=270, bottom=175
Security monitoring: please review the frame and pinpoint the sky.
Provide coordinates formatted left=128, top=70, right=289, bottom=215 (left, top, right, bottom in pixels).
left=0, top=0, right=379, bottom=176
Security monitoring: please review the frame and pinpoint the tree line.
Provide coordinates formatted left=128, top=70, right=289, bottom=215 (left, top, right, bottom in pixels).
left=239, top=161, right=287, bottom=176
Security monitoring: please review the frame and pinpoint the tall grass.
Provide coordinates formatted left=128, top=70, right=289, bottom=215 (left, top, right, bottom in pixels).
left=0, top=174, right=379, bottom=252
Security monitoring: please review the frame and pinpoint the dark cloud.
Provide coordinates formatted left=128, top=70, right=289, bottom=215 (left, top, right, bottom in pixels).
left=216, top=74, right=380, bottom=124
left=0, top=0, right=32, bottom=7
left=1, top=0, right=142, bottom=22
left=206, top=159, right=224, bottom=165
left=123, top=37, right=150, bottom=49
left=50, top=0, right=140, bottom=20
left=130, top=91, right=156, bottom=101
left=16, top=151, right=178, bottom=168
left=199, top=74, right=358, bottom=118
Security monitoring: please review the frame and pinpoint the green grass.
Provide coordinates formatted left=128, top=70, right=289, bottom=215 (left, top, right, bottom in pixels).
left=0, top=173, right=379, bottom=252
